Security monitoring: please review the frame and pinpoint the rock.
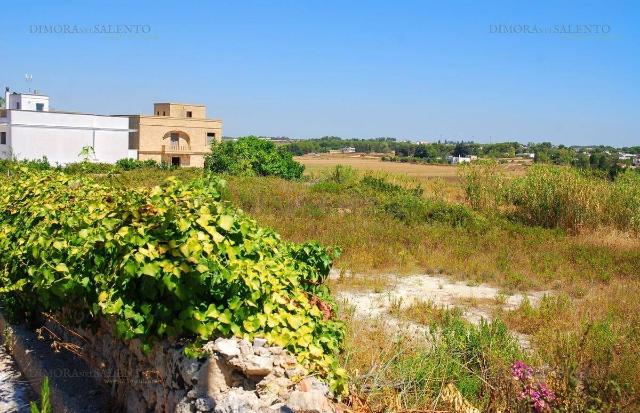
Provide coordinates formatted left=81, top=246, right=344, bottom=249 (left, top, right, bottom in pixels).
left=259, top=404, right=294, bottom=413
left=253, top=338, right=268, bottom=348
left=214, top=388, right=263, bottom=413
left=284, top=367, right=305, bottom=380
left=285, top=390, right=334, bottom=413
left=255, top=347, right=271, bottom=357
left=238, top=339, right=253, bottom=357
left=212, top=338, right=241, bottom=357
left=243, top=354, right=273, bottom=376
left=175, top=400, right=195, bottom=413
left=178, top=355, right=203, bottom=386
left=196, top=356, right=235, bottom=397
left=257, top=375, right=292, bottom=399
left=187, top=389, right=199, bottom=399
left=195, top=396, right=215, bottom=412
left=269, top=346, right=284, bottom=355
left=296, top=377, right=329, bottom=396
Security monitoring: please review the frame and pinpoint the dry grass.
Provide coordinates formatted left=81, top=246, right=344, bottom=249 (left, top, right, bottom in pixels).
left=389, top=299, right=463, bottom=327
left=297, top=154, right=461, bottom=179
left=95, top=166, right=640, bottom=411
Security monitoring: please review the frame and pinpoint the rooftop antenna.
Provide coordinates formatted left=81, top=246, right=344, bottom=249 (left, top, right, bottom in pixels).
left=25, top=74, right=33, bottom=93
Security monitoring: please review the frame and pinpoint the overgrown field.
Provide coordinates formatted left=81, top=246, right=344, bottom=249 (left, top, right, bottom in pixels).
left=2, top=159, right=639, bottom=411
left=90, top=162, right=640, bottom=411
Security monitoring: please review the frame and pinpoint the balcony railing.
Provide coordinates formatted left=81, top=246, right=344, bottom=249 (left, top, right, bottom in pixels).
left=162, top=144, right=191, bottom=153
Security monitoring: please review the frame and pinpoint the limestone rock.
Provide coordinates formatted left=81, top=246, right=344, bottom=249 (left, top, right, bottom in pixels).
left=196, top=356, right=234, bottom=397
left=195, top=396, right=215, bottom=412
left=296, top=377, right=330, bottom=397
left=253, top=338, right=268, bottom=348
left=285, top=390, right=334, bottom=413
left=214, top=388, right=263, bottom=413
left=175, top=399, right=195, bottom=413
left=212, top=338, right=241, bottom=358
left=243, top=354, right=273, bottom=377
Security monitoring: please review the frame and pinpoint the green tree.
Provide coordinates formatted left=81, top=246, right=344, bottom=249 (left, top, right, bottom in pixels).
left=205, top=136, right=304, bottom=180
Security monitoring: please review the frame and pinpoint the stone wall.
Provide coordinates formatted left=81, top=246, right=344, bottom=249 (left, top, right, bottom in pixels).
left=44, top=317, right=336, bottom=413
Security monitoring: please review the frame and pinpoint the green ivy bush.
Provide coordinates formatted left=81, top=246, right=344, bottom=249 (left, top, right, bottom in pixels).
left=0, top=167, right=346, bottom=393
left=115, top=158, right=159, bottom=171
left=62, top=162, right=115, bottom=174
left=205, top=136, right=304, bottom=180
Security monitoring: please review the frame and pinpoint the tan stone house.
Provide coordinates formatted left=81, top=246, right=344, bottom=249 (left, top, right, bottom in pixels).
left=126, top=103, right=222, bottom=167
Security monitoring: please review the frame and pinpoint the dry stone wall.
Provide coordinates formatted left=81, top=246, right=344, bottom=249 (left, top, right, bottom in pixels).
left=44, top=317, right=337, bottom=413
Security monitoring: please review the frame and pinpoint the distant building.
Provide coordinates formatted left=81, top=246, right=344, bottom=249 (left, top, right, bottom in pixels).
left=125, top=103, right=222, bottom=167
left=619, top=153, right=636, bottom=161
left=341, top=146, right=356, bottom=153
left=0, top=88, right=132, bottom=164
left=516, top=152, right=535, bottom=159
left=447, top=155, right=471, bottom=164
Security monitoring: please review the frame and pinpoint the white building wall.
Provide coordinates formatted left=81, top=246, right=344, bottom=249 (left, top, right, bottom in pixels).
left=0, top=114, right=9, bottom=159
left=7, top=93, right=50, bottom=112
left=4, top=110, right=130, bottom=165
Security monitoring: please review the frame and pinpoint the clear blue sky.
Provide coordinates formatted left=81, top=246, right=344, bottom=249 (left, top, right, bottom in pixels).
left=1, top=0, right=638, bottom=146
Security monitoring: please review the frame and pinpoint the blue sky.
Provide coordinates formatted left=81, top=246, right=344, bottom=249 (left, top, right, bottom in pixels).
left=1, top=0, right=638, bottom=146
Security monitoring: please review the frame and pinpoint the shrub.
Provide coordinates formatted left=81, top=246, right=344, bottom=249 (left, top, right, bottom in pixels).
left=0, top=168, right=346, bottom=393
left=462, top=163, right=640, bottom=233
left=63, top=162, right=115, bottom=174
left=0, top=157, right=51, bottom=173
left=460, top=161, right=508, bottom=211
left=610, top=170, right=640, bottom=233
left=205, top=136, right=304, bottom=180
left=115, top=158, right=159, bottom=171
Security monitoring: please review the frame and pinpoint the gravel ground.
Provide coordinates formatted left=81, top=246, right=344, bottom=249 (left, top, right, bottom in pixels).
left=331, top=270, right=550, bottom=349
left=0, top=345, right=34, bottom=413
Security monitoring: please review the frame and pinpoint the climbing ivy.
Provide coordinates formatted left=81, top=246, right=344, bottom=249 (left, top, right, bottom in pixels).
left=0, top=167, right=347, bottom=393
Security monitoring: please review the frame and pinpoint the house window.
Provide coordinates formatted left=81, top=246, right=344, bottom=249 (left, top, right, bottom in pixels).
left=163, top=111, right=166, bottom=116
left=16, top=102, right=20, bottom=110
left=156, top=111, right=160, bottom=115
left=170, top=133, right=180, bottom=145
left=207, top=132, right=216, bottom=145
left=186, top=111, right=192, bottom=118
left=0, top=132, right=6, bottom=145
left=36, top=103, right=44, bottom=111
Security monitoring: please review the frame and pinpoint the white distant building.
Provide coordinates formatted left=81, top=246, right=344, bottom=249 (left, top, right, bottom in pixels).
left=447, top=155, right=471, bottom=164
left=619, top=153, right=636, bottom=161
left=516, top=152, right=535, bottom=159
left=0, top=87, right=133, bottom=165
left=341, top=146, right=356, bottom=153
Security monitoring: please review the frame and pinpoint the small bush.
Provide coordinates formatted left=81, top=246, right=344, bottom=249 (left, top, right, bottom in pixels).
left=205, top=136, right=304, bottom=180
left=63, top=162, right=114, bottom=174
left=115, top=158, right=159, bottom=171
left=0, top=157, right=51, bottom=173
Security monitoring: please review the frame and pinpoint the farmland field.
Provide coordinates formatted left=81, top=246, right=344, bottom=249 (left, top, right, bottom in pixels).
left=296, top=153, right=529, bottom=180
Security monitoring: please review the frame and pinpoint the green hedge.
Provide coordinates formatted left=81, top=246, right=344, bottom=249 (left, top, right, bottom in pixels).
left=0, top=167, right=346, bottom=392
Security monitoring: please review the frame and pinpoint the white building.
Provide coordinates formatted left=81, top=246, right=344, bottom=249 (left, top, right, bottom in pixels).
left=447, top=155, right=471, bottom=164
left=0, top=88, right=133, bottom=165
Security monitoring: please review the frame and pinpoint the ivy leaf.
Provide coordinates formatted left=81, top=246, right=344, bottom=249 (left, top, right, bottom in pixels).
left=218, top=215, right=234, bottom=231
left=54, top=263, right=69, bottom=273
left=142, top=262, right=160, bottom=277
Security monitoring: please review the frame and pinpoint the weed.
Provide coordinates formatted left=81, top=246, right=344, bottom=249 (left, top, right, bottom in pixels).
left=30, top=377, right=51, bottom=413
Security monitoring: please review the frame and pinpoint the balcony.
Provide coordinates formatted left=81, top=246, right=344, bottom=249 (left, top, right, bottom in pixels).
left=162, top=144, right=191, bottom=153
